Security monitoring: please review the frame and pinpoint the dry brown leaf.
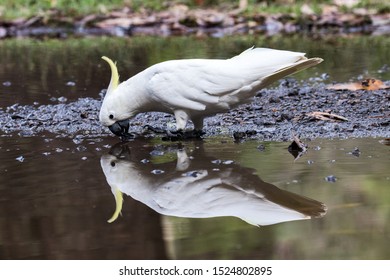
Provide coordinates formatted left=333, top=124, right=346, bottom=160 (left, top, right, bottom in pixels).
left=327, top=78, right=389, bottom=91
left=379, top=138, right=390, bottom=146
left=307, top=111, right=349, bottom=122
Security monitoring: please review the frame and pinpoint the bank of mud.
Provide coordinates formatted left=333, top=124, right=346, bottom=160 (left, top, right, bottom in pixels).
left=1, top=5, right=389, bottom=39
left=1, top=80, right=389, bottom=142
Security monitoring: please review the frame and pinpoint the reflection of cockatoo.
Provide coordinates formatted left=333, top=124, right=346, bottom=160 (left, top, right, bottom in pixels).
left=99, top=48, right=322, bottom=139
left=100, top=142, right=326, bottom=226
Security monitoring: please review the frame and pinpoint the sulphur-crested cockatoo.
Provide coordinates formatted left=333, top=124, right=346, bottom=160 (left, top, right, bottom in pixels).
left=99, top=47, right=323, bottom=138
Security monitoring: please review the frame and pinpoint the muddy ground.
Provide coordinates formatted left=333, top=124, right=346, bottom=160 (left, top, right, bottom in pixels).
left=1, top=79, right=389, bottom=142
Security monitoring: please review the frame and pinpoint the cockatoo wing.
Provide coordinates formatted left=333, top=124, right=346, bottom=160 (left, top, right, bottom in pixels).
left=146, top=48, right=322, bottom=112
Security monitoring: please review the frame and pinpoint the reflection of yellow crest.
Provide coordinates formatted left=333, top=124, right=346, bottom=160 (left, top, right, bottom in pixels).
left=107, top=187, right=123, bottom=223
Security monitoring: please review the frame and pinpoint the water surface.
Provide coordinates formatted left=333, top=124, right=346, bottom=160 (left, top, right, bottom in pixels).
left=0, top=35, right=389, bottom=259
left=0, top=35, right=389, bottom=108
left=0, top=136, right=389, bottom=259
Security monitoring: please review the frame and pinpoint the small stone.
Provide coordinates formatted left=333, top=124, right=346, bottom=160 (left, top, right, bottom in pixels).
left=76, top=145, right=87, bottom=152
left=350, top=147, right=361, bottom=157
left=325, top=175, right=337, bottom=182
left=73, top=136, right=84, bottom=145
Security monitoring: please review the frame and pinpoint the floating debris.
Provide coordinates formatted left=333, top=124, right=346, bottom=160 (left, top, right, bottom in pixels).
left=151, top=169, right=165, bottom=175
left=288, top=134, right=307, bottom=159
left=66, top=81, right=76, bottom=86
left=76, top=145, right=87, bottom=152
left=211, top=159, right=222, bottom=165
left=222, top=160, right=234, bottom=165
left=257, top=144, right=266, bottom=152
left=2, top=81, right=11, bottom=87
left=325, top=175, right=337, bottom=182
left=348, top=147, right=361, bottom=157
left=140, top=159, right=149, bottom=164
left=81, top=156, right=87, bottom=160
left=15, top=156, right=24, bottom=162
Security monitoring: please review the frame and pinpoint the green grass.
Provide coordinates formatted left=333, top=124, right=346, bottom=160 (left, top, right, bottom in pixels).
left=0, top=0, right=388, bottom=20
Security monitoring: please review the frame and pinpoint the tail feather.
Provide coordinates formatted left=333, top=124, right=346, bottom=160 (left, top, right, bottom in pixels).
left=259, top=57, right=323, bottom=89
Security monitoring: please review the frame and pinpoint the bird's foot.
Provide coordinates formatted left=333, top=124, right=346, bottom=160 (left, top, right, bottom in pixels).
left=142, top=125, right=204, bottom=141
left=162, top=129, right=205, bottom=141
left=142, top=125, right=167, bottom=135
left=120, top=132, right=138, bottom=142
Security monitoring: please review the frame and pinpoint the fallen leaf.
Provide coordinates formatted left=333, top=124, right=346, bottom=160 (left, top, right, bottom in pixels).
left=307, top=111, right=349, bottom=121
left=379, top=138, right=390, bottom=146
left=327, top=78, right=389, bottom=91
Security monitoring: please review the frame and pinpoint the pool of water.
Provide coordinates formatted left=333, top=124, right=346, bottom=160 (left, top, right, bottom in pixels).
left=0, top=136, right=389, bottom=259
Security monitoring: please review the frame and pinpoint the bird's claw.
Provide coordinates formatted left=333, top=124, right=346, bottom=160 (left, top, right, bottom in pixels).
left=120, top=132, right=137, bottom=142
left=162, top=129, right=205, bottom=141
left=142, top=125, right=204, bottom=141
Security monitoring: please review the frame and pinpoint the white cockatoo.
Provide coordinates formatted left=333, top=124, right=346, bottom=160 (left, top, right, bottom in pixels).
left=99, top=48, right=323, bottom=138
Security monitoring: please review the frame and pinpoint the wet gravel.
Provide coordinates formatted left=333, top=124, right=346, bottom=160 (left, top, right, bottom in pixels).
left=0, top=79, right=389, bottom=141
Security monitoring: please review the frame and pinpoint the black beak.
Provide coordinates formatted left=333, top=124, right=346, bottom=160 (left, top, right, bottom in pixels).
left=108, top=120, right=130, bottom=137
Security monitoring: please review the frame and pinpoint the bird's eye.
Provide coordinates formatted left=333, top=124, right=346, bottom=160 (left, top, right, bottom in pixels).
left=110, top=161, right=116, bottom=167
left=109, top=114, right=114, bottom=120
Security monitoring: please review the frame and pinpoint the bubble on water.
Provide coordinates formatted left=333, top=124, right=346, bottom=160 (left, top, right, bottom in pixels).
left=66, top=81, right=76, bottom=86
